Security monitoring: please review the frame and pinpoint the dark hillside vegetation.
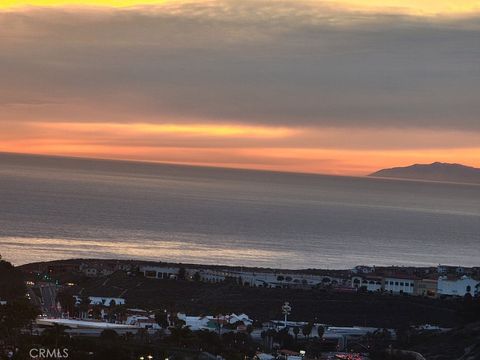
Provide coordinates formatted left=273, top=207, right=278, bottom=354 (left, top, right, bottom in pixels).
left=61, top=271, right=459, bottom=328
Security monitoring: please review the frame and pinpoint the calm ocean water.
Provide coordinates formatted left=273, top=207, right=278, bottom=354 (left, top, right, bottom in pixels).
left=0, top=153, right=479, bottom=269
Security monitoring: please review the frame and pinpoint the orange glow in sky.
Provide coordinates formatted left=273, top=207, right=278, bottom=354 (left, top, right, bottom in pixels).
left=48, top=122, right=296, bottom=139
left=1, top=0, right=480, bottom=175
left=1, top=121, right=479, bottom=175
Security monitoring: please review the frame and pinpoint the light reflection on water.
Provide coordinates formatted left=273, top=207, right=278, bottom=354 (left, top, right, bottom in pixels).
left=2, top=234, right=478, bottom=270
left=0, top=236, right=292, bottom=267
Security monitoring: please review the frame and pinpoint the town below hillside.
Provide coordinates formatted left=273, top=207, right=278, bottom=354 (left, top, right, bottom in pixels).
left=2, top=258, right=480, bottom=360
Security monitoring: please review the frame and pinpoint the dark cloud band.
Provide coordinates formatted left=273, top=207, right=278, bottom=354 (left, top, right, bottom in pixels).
left=1, top=1, right=480, bottom=130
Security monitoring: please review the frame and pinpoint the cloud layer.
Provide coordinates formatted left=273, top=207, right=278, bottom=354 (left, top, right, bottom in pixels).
left=1, top=1, right=479, bottom=174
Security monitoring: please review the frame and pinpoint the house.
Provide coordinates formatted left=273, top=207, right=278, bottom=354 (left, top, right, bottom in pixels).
left=99, top=268, right=114, bottom=277
left=351, top=276, right=382, bottom=292
left=383, top=275, right=416, bottom=294
left=74, top=296, right=126, bottom=307
left=229, top=313, right=253, bottom=326
left=176, top=313, right=253, bottom=332
left=135, top=318, right=161, bottom=330
left=115, top=263, right=133, bottom=272
left=352, top=266, right=375, bottom=274
left=437, top=265, right=469, bottom=276
left=254, top=353, right=275, bottom=360
left=277, top=350, right=302, bottom=360
left=177, top=313, right=212, bottom=331
left=415, top=277, right=438, bottom=297
left=437, top=275, right=479, bottom=297
left=139, top=265, right=179, bottom=279
left=83, top=268, right=98, bottom=277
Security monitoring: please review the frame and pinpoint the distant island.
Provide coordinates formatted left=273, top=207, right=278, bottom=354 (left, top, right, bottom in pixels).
left=369, top=162, right=480, bottom=185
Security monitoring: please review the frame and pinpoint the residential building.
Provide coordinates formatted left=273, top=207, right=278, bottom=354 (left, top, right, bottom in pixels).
left=83, top=268, right=98, bottom=277
left=437, top=275, right=479, bottom=297
left=351, top=276, right=382, bottom=292
left=74, top=296, right=126, bottom=307
left=139, top=265, right=179, bottom=279
left=352, top=266, right=375, bottom=274
left=415, top=277, right=438, bottom=297
left=383, top=275, right=416, bottom=294
left=140, top=265, right=179, bottom=279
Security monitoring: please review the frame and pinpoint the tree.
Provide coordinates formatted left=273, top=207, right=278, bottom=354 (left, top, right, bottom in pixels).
left=78, top=294, right=91, bottom=319
left=154, top=310, right=169, bottom=328
left=246, top=324, right=254, bottom=337
left=293, top=326, right=300, bottom=343
left=178, top=267, right=187, bottom=280
left=193, top=271, right=201, bottom=282
left=317, top=325, right=325, bottom=339
left=0, top=258, right=40, bottom=347
left=91, top=304, right=102, bottom=319
left=0, top=299, right=40, bottom=347
left=56, top=292, right=76, bottom=317
left=364, top=328, right=392, bottom=352
left=41, top=323, right=70, bottom=348
left=100, top=329, right=119, bottom=342
left=302, top=322, right=313, bottom=340
left=0, top=258, right=28, bottom=301
left=276, top=327, right=294, bottom=348
left=263, top=329, right=276, bottom=352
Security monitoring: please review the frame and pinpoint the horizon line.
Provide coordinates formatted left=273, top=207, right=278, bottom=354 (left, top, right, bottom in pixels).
left=3, top=150, right=479, bottom=187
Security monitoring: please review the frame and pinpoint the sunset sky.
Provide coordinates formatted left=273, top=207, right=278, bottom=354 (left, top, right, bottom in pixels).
left=1, top=0, right=479, bottom=175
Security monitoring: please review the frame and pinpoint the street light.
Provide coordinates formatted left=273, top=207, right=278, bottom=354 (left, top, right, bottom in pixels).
left=281, top=302, right=291, bottom=328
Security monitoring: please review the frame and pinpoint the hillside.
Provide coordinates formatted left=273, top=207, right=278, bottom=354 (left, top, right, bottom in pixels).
left=369, top=162, right=480, bottom=184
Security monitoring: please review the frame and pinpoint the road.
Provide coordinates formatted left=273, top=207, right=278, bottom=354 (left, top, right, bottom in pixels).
left=31, top=282, right=60, bottom=317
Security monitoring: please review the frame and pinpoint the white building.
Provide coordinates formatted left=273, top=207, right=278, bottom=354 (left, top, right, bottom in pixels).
left=177, top=312, right=253, bottom=331
left=74, top=296, right=126, bottom=307
left=383, top=276, right=415, bottom=294
left=140, top=265, right=179, bottom=279
left=138, top=264, right=344, bottom=289
left=351, top=276, right=382, bottom=292
left=437, top=276, right=479, bottom=297
left=197, top=268, right=342, bottom=289
left=126, top=315, right=161, bottom=330
left=36, top=317, right=139, bottom=336
left=352, top=266, right=375, bottom=274
left=437, top=265, right=468, bottom=275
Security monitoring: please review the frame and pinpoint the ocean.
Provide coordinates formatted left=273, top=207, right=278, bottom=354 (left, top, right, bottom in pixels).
left=0, top=152, right=479, bottom=269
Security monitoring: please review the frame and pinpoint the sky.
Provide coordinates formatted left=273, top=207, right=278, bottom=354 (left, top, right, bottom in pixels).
left=1, top=1, right=480, bottom=175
